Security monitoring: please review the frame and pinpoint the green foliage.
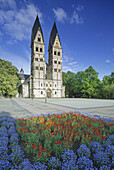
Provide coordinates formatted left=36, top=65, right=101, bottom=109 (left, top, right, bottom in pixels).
left=0, top=58, right=20, bottom=97
left=102, top=72, right=114, bottom=99
left=62, top=66, right=113, bottom=99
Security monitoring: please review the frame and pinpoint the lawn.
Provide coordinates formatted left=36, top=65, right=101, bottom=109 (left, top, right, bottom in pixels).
left=0, top=112, right=114, bottom=169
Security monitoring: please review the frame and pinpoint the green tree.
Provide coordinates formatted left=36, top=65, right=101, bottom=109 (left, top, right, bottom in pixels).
left=0, top=59, right=20, bottom=97
left=102, top=72, right=114, bottom=99
left=81, top=66, right=102, bottom=98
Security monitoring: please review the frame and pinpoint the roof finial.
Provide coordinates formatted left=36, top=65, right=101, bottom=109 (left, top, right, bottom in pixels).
left=54, top=15, right=56, bottom=24
left=36, top=9, right=38, bottom=15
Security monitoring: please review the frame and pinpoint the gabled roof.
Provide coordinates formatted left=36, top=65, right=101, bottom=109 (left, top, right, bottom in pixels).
left=19, top=74, right=30, bottom=80
left=48, top=22, right=61, bottom=50
left=31, top=15, right=44, bottom=45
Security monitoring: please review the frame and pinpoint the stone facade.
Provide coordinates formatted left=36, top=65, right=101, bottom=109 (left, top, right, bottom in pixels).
left=19, top=15, right=65, bottom=98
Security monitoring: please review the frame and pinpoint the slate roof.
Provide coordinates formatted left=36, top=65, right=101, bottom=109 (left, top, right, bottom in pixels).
left=31, top=15, right=44, bottom=46
left=48, top=22, right=61, bottom=50
left=19, top=74, right=30, bottom=80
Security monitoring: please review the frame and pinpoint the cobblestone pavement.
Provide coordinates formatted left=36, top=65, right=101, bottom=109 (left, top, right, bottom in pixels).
left=0, top=98, right=114, bottom=120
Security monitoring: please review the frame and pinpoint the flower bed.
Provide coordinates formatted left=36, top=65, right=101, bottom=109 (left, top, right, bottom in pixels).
left=0, top=112, right=114, bottom=169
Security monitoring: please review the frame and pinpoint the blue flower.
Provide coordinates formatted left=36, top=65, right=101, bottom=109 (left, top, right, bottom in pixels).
left=99, top=165, right=111, bottom=170
left=10, top=148, right=24, bottom=165
left=90, top=141, right=104, bottom=153
left=77, top=156, right=93, bottom=169
left=10, top=133, right=19, bottom=144
left=77, top=144, right=91, bottom=158
left=18, top=159, right=34, bottom=170
left=93, top=151, right=111, bottom=166
left=61, top=149, right=77, bottom=164
left=47, top=156, right=62, bottom=169
left=34, top=161, right=47, bottom=170
left=0, top=160, right=11, bottom=169
left=62, top=160, right=79, bottom=170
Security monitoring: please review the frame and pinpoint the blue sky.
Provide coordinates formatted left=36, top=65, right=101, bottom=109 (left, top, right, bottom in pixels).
left=0, top=0, right=114, bottom=80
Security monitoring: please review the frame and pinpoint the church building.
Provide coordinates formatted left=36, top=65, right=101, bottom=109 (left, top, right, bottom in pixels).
left=19, top=15, right=65, bottom=98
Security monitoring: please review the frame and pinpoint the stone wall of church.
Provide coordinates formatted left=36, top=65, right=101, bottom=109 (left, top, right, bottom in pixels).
left=22, top=84, right=29, bottom=98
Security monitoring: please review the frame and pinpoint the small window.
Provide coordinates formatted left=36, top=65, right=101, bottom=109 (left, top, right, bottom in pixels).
left=58, top=61, right=61, bottom=64
left=54, top=69, right=57, bottom=72
left=40, top=67, right=43, bottom=70
left=40, top=48, right=42, bottom=52
left=58, top=52, right=60, bottom=56
left=54, top=60, right=57, bottom=64
left=36, top=47, right=38, bottom=51
left=41, top=91, right=43, bottom=94
left=50, top=84, right=51, bottom=87
left=58, top=69, right=61, bottom=72
left=35, top=58, right=38, bottom=61
left=55, top=84, right=56, bottom=87
left=54, top=51, right=56, bottom=55
left=46, top=84, right=48, bottom=87
left=55, top=91, right=57, bottom=95
left=36, top=66, right=38, bottom=70
left=38, top=37, right=41, bottom=42
left=40, top=58, right=43, bottom=61
left=41, top=83, right=42, bottom=87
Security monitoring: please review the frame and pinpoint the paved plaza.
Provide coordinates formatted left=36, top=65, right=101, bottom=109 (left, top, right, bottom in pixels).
left=0, top=98, right=114, bottom=119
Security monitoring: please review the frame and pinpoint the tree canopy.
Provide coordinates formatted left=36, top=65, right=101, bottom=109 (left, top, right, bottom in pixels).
left=0, top=59, right=20, bottom=97
left=63, top=66, right=114, bottom=99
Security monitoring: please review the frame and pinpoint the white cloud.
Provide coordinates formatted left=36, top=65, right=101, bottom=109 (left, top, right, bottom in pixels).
left=68, top=61, right=77, bottom=65
left=0, top=2, right=43, bottom=41
left=70, top=10, right=84, bottom=24
left=105, top=59, right=110, bottom=63
left=62, top=55, right=78, bottom=73
left=53, top=8, right=67, bottom=23
left=112, top=48, right=114, bottom=52
left=0, top=46, right=30, bottom=74
left=76, top=5, right=84, bottom=11
left=0, top=0, right=16, bottom=8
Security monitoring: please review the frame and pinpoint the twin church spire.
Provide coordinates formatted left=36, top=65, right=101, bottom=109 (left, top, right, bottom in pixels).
left=31, top=14, right=61, bottom=49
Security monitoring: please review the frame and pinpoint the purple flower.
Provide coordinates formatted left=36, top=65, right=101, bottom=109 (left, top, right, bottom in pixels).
left=47, top=156, right=62, bottom=169
left=77, top=144, right=91, bottom=158
left=0, top=160, right=11, bottom=169
left=77, top=156, right=93, bottom=169
left=90, top=141, right=104, bottom=153
left=93, top=151, right=111, bottom=166
left=18, top=159, right=34, bottom=170
left=34, top=161, right=47, bottom=170
left=61, top=149, right=77, bottom=164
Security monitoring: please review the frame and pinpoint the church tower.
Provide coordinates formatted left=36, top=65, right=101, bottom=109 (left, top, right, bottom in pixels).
left=31, top=15, right=46, bottom=97
left=48, top=22, right=63, bottom=97
left=48, top=22, right=62, bottom=81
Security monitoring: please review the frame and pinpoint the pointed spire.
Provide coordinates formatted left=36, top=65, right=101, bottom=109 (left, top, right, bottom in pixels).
left=31, top=14, right=44, bottom=45
left=48, top=22, right=61, bottom=50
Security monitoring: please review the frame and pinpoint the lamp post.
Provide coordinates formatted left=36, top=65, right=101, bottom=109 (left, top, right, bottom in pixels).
left=31, top=75, right=33, bottom=100
left=45, top=91, right=47, bottom=103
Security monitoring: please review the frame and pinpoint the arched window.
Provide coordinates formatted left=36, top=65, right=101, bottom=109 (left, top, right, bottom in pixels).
left=38, top=37, right=41, bottom=42
left=36, top=47, right=38, bottom=51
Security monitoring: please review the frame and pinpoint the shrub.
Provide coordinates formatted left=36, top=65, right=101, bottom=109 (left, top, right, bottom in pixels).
left=77, top=144, right=91, bottom=158
left=47, top=156, right=62, bottom=169
left=90, top=141, right=104, bottom=153
left=77, top=156, right=93, bottom=169
left=93, top=151, right=111, bottom=167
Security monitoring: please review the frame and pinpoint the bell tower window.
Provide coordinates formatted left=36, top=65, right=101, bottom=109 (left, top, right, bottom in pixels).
left=54, top=60, right=57, bottom=64
left=36, top=47, right=38, bottom=51
left=54, top=51, right=56, bottom=55
left=40, top=48, right=42, bottom=52
left=58, top=52, right=60, bottom=56
left=38, top=37, right=41, bottom=42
